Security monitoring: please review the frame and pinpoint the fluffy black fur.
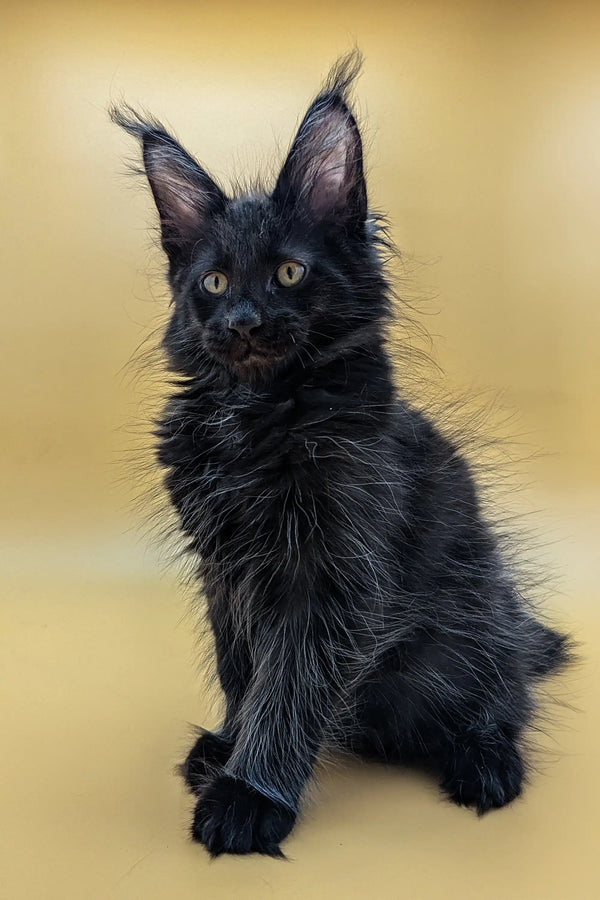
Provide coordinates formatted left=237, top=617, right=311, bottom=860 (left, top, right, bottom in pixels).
left=112, top=53, right=570, bottom=857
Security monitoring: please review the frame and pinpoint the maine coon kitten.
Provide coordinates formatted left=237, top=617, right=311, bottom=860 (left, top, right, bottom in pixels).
left=112, top=54, right=570, bottom=857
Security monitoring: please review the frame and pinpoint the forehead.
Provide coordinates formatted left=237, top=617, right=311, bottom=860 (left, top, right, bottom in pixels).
left=210, top=195, right=279, bottom=263
left=199, top=193, right=319, bottom=272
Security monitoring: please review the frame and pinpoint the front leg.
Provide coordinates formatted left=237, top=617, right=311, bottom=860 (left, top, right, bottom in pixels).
left=180, top=729, right=233, bottom=795
left=182, top=610, right=252, bottom=794
left=192, top=617, right=335, bottom=856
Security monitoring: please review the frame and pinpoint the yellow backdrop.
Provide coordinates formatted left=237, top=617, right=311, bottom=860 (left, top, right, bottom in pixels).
left=2, top=2, right=598, bottom=898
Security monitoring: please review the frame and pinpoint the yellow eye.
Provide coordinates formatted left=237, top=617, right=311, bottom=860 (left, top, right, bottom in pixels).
left=202, top=271, right=228, bottom=295
left=275, top=261, right=306, bottom=287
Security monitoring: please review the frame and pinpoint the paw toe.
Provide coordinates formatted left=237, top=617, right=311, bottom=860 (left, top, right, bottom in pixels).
left=442, top=735, right=525, bottom=813
left=191, top=775, right=296, bottom=856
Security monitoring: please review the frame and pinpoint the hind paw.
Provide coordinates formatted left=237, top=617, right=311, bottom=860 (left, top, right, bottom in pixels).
left=441, top=731, right=525, bottom=814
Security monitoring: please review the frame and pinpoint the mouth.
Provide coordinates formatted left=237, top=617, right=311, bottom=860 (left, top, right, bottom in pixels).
left=204, top=326, right=305, bottom=374
left=234, top=344, right=288, bottom=369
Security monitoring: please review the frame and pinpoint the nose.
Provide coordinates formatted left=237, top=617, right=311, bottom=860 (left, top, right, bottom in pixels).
left=227, top=304, right=262, bottom=339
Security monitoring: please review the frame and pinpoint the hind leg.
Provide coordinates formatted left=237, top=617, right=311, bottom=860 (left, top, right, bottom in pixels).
left=345, top=667, right=526, bottom=813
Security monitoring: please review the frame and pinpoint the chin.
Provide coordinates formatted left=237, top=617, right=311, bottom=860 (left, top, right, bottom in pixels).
left=229, top=348, right=294, bottom=379
left=206, top=337, right=298, bottom=379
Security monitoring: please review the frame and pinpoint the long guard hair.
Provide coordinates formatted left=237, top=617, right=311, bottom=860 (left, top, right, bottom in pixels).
left=111, top=52, right=571, bottom=857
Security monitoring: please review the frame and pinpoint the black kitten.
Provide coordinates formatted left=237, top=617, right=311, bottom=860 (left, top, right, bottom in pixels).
left=112, top=54, right=570, bottom=857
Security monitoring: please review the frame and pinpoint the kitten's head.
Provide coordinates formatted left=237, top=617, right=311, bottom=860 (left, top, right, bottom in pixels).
left=112, top=54, right=389, bottom=383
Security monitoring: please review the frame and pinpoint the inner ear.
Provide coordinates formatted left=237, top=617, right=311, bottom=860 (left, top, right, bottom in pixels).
left=273, top=95, right=367, bottom=226
left=111, top=106, right=226, bottom=259
left=303, top=108, right=360, bottom=218
left=142, top=138, right=225, bottom=247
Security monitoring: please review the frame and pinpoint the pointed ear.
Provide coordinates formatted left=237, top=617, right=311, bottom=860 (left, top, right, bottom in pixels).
left=273, top=57, right=367, bottom=227
left=110, top=105, right=226, bottom=262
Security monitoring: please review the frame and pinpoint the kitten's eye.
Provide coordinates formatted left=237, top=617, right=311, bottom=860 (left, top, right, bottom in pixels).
left=202, top=271, right=228, bottom=295
left=275, top=261, right=306, bottom=288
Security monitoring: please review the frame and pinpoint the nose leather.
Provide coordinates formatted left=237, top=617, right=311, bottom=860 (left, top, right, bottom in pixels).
left=227, top=303, right=262, bottom=339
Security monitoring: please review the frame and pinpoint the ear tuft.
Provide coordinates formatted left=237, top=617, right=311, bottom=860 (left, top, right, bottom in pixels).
left=273, top=51, right=367, bottom=226
left=110, top=104, right=226, bottom=260
left=320, top=48, right=364, bottom=100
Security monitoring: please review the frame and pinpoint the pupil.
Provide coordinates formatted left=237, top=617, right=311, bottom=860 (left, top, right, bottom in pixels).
left=287, top=266, right=292, bottom=280
left=214, top=276, right=219, bottom=289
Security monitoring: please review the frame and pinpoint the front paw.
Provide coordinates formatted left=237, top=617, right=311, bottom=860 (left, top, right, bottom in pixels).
left=180, top=730, right=233, bottom=794
left=192, top=774, right=297, bottom=857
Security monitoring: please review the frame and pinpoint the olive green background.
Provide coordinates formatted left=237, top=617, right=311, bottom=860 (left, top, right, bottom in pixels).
left=2, top=2, right=598, bottom=897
